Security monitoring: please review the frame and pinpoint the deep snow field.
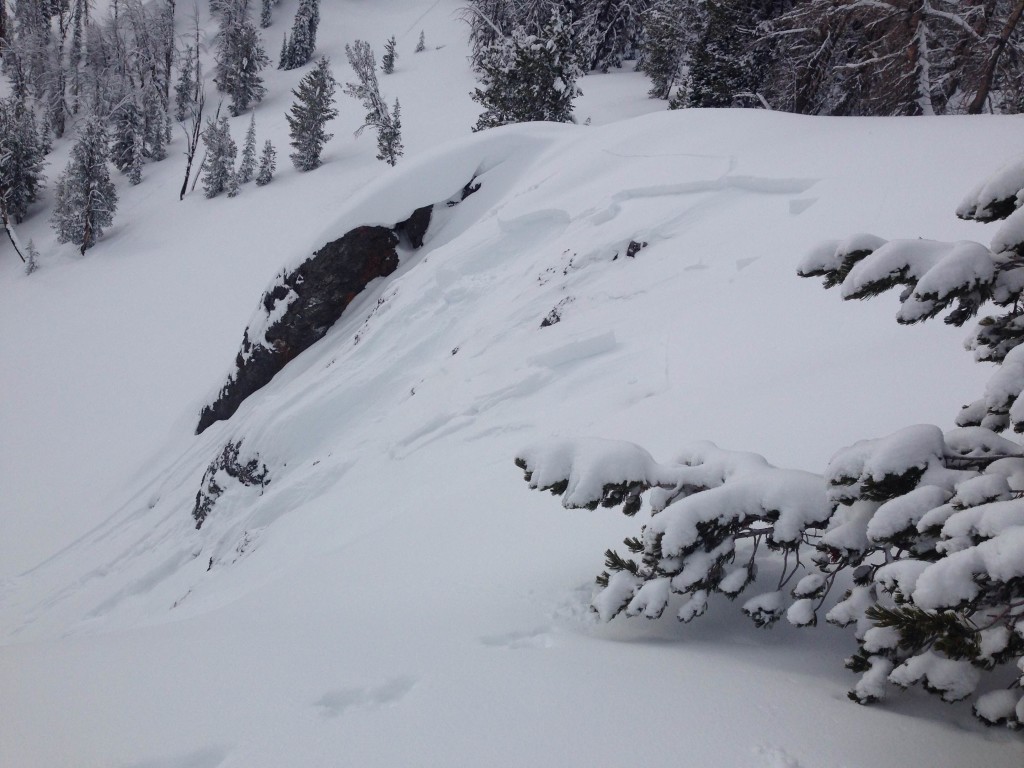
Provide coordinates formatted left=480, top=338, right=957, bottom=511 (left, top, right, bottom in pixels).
left=3, top=2, right=1024, bottom=766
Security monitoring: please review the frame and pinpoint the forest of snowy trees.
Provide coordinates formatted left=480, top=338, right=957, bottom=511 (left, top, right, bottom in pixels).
left=463, top=0, right=1024, bottom=115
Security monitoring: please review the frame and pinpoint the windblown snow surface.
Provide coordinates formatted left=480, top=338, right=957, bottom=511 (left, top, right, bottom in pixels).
left=3, top=3, right=1024, bottom=767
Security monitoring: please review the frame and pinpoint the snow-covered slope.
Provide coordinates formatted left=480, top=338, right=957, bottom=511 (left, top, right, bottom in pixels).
left=3, top=2, right=1024, bottom=766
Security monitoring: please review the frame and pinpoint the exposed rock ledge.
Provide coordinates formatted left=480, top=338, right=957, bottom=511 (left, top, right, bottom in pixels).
left=196, top=200, right=441, bottom=434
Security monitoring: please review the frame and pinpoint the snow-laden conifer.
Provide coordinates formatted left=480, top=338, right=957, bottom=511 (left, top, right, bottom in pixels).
left=415, top=30, right=426, bottom=53
left=255, top=139, right=276, bottom=186
left=238, top=113, right=258, bottom=184
left=470, top=9, right=586, bottom=131
left=639, top=0, right=689, bottom=100
left=110, top=98, right=145, bottom=181
left=0, top=95, right=47, bottom=225
left=174, top=44, right=199, bottom=123
left=214, top=0, right=269, bottom=116
left=343, top=42, right=403, bottom=166
left=382, top=35, right=397, bottom=74
left=376, top=98, right=403, bottom=167
left=287, top=56, right=337, bottom=171
left=51, top=116, right=118, bottom=254
left=281, top=0, right=319, bottom=70
left=201, top=115, right=237, bottom=197
left=260, top=0, right=272, bottom=29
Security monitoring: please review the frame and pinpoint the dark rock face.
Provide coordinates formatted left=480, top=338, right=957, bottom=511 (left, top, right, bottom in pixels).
left=195, top=179, right=487, bottom=435
left=395, top=205, right=432, bottom=248
left=196, top=225, right=401, bottom=433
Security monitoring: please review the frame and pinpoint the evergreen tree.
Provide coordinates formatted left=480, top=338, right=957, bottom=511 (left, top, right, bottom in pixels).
left=214, top=0, right=269, bottom=116
left=24, top=238, right=39, bottom=275
left=638, top=0, right=689, bottom=99
left=142, top=82, right=169, bottom=161
left=281, top=0, right=318, bottom=70
left=415, top=29, right=426, bottom=53
left=174, top=44, right=198, bottom=123
left=260, top=0, right=271, bottom=28
left=255, top=138, right=275, bottom=185
left=382, top=35, right=397, bottom=74
left=471, top=9, right=585, bottom=131
left=287, top=56, right=337, bottom=171
left=110, top=98, right=145, bottom=180
left=591, top=0, right=649, bottom=72
left=376, top=98, right=403, bottom=166
left=343, top=41, right=403, bottom=166
left=238, top=112, right=257, bottom=183
left=51, top=116, right=118, bottom=254
left=683, top=0, right=766, bottom=108
left=277, top=32, right=288, bottom=69
left=0, top=95, right=47, bottom=225
left=201, top=114, right=237, bottom=197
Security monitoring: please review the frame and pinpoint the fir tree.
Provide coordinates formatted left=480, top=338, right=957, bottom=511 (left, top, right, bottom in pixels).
left=382, top=35, right=397, bottom=74
left=281, top=0, right=318, bottom=70
left=376, top=98, right=403, bottom=166
left=24, top=239, right=39, bottom=275
left=415, top=30, right=426, bottom=53
left=278, top=32, right=288, bottom=69
left=255, top=138, right=276, bottom=185
left=111, top=99, right=145, bottom=177
left=639, top=0, right=689, bottom=100
left=683, top=0, right=768, bottom=109
left=260, top=0, right=272, bottom=28
left=51, top=116, right=118, bottom=254
left=287, top=56, right=337, bottom=171
left=0, top=96, right=47, bottom=225
left=238, top=112, right=257, bottom=183
left=142, top=83, right=169, bottom=161
left=174, top=44, right=198, bottom=123
left=214, top=0, right=269, bottom=116
left=343, top=41, right=403, bottom=166
left=471, top=10, right=585, bottom=131
left=201, top=115, right=237, bottom=197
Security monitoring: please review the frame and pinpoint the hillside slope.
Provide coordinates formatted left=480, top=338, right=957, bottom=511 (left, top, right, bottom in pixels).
left=2, top=2, right=1024, bottom=766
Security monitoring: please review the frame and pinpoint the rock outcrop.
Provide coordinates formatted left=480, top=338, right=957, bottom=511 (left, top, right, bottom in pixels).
left=196, top=181, right=483, bottom=435
left=197, top=225, right=403, bottom=433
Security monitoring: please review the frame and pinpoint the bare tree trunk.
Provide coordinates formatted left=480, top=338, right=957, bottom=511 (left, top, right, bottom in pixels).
left=1, top=201, right=27, bottom=263
left=967, top=0, right=1024, bottom=113
left=179, top=88, right=206, bottom=200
